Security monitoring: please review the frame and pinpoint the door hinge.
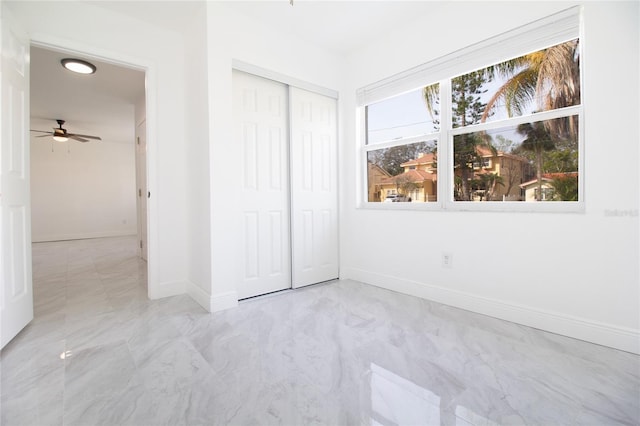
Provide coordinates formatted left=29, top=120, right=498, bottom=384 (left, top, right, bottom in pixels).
left=137, top=137, right=140, bottom=145
left=138, top=188, right=142, bottom=197
left=140, top=240, right=143, bottom=249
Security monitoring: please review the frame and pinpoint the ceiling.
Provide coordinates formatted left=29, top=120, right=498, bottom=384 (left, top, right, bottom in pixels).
left=30, top=1, right=440, bottom=146
left=221, top=1, right=441, bottom=54
left=30, top=45, right=145, bottom=144
left=91, top=1, right=441, bottom=54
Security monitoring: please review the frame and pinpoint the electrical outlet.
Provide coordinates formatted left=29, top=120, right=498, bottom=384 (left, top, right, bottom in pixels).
left=442, top=252, right=453, bottom=268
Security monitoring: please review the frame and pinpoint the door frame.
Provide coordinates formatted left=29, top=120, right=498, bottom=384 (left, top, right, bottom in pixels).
left=29, top=36, right=158, bottom=298
left=232, top=60, right=339, bottom=100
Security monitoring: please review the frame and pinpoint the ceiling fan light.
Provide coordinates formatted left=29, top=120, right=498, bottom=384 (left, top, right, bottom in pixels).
left=53, top=135, right=68, bottom=142
left=61, top=58, right=96, bottom=75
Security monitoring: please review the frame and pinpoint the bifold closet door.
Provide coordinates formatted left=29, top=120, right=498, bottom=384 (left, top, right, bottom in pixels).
left=233, top=70, right=291, bottom=300
left=290, top=87, right=339, bottom=288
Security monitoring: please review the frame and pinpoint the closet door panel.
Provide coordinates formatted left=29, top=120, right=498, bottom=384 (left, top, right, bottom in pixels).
left=233, top=71, right=291, bottom=299
left=290, top=87, right=339, bottom=288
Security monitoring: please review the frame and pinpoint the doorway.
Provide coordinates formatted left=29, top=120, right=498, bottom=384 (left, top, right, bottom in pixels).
left=28, top=43, right=150, bottom=314
left=233, top=70, right=339, bottom=300
left=29, top=44, right=147, bottom=257
left=1, top=4, right=157, bottom=350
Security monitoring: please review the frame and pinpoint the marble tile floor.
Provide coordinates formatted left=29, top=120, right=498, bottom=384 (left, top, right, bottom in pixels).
left=1, top=236, right=639, bottom=426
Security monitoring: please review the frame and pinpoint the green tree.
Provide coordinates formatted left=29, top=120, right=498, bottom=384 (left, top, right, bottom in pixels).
left=370, top=142, right=434, bottom=176
left=551, top=175, right=578, bottom=201
left=452, top=71, right=492, bottom=128
left=450, top=71, right=495, bottom=200
left=422, top=82, right=440, bottom=129
left=394, top=175, right=419, bottom=199
left=544, top=149, right=578, bottom=173
left=478, top=173, right=504, bottom=201
left=481, top=39, right=580, bottom=140
left=493, top=134, right=517, bottom=153
left=517, top=122, right=555, bottom=201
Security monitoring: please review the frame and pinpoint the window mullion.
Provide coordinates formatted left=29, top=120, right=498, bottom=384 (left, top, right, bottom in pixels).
left=439, top=79, right=452, bottom=207
left=450, top=105, right=582, bottom=136
left=360, top=107, right=370, bottom=206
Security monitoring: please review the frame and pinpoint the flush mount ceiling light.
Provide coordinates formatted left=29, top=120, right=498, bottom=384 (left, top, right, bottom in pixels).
left=61, top=58, right=96, bottom=74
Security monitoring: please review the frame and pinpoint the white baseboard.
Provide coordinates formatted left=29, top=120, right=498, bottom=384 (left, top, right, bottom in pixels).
left=184, top=281, right=238, bottom=313
left=146, top=279, right=238, bottom=313
left=149, top=280, right=186, bottom=300
left=32, top=230, right=136, bottom=243
left=186, top=281, right=212, bottom=312
left=342, top=267, right=640, bottom=355
left=210, top=291, right=239, bottom=312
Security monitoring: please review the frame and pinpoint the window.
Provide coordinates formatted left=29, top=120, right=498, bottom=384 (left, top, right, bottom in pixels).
left=365, top=86, right=440, bottom=203
left=366, top=132, right=439, bottom=203
left=358, top=7, right=583, bottom=211
left=451, top=46, right=580, bottom=203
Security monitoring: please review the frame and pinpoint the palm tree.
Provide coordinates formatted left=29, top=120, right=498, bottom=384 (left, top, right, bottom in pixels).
left=422, top=41, right=579, bottom=201
left=481, top=39, right=580, bottom=139
left=453, top=133, right=497, bottom=201
left=478, top=172, right=504, bottom=201
left=422, top=83, right=440, bottom=128
left=517, top=122, right=555, bottom=201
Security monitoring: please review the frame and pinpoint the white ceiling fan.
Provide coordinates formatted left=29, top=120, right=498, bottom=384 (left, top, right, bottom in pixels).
left=30, top=119, right=102, bottom=143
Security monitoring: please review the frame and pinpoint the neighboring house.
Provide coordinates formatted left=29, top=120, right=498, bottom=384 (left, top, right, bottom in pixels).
left=520, top=172, right=579, bottom=202
left=457, top=147, right=532, bottom=201
left=374, top=148, right=531, bottom=202
left=367, top=162, right=391, bottom=202
left=378, top=153, right=437, bottom=202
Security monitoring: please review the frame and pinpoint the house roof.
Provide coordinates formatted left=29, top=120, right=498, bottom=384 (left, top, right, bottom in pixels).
left=399, top=148, right=529, bottom=168
left=400, top=153, right=436, bottom=167
left=476, top=146, right=529, bottom=162
left=368, top=162, right=391, bottom=177
left=519, top=172, right=578, bottom=188
left=379, top=169, right=436, bottom=185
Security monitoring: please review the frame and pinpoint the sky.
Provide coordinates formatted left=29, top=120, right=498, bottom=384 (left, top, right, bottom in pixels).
left=365, top=68, right=534, bottom=148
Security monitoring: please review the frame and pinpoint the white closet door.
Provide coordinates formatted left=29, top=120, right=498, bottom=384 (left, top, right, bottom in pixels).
left=290, top=87, right=339, bottom=288
left=233, top=71, right=291, bottom=299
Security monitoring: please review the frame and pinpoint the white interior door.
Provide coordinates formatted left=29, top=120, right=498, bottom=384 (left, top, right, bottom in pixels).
left=233, top=70, right=291, bottom=300
left=290, top=87, right=339, bottom=288
left=1, top=6, right=33, bottom=349
left=136, top=119, right=147, bottom=261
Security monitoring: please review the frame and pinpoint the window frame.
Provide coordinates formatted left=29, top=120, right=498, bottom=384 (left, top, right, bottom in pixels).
left=360, top=122, right=443, bottom=210
left=358, top=6, right=584, bottom=213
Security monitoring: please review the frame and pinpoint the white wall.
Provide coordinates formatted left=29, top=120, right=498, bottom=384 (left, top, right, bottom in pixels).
left=30, top=122, right=137, bottom=242
left=183, top=3, right=213, bottom=309
left=9, top=1, right=189, bottom=298
left=340, top=2, right=639, bottom=353
left=205, top=3, right=344, bottom=311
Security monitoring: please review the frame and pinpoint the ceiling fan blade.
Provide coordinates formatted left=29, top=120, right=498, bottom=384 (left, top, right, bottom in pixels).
left=68, top=133, right=101, bottom=140
left=69, top=135, right=89, bottom=143
left=30, top=129, right=51, bottom=133
left=36, top=134, right=52, bottom=138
